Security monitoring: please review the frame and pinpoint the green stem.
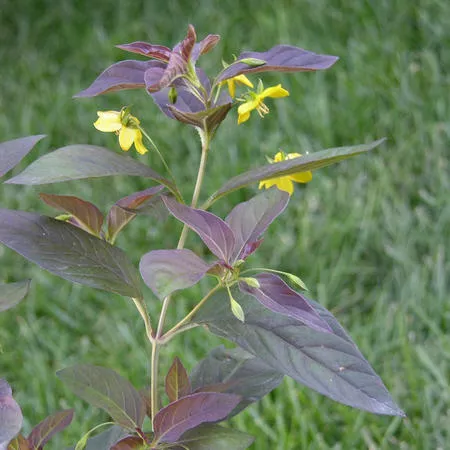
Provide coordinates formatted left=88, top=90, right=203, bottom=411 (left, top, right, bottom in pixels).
left=161, top=284, right=221, bottom=344
left=132, top=297, right=154, bottom=344
left=150, top=130, right=211, bottom=423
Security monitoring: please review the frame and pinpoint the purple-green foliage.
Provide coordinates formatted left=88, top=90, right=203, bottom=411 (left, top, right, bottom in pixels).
left=0, top=22, right=406, bottom=450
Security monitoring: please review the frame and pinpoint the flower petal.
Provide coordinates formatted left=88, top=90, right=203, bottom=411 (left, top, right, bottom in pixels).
left=234, top=74, right=254, bottom=88
left=237, top=98, right=260, bottom=116
left=227, top=79, right=236, bottom=99
left=289, top=171, right=313, bottom=183
left=93, top=111, right=122, bottom=132
left=118, top=126, right=136, bottom=151
left=238, top=111, right=251, bottom=124
left=260, top=84, right=289, bottom=99
left=133, top=130, right=148, bottom=155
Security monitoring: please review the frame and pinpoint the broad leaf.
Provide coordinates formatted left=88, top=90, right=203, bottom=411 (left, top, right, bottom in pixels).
left=140, top=249, right=212, bottom=299
left=163, top=196, right=235, bottom=263
left=0, top=280, right=31, bottom=312
left=0, top=209, right=142, bottom=298
left=27, top=410, right=73, bottom=449
left=0, top=380, right=23, bottom=448
left=165, top=357, right=191, bottom=403
left=74, top=60, right=154, bottom=97
left=153, top=392, right=240, bottom=443
left=240, top=273, right=331, bottom=333
left=116, top=42, right=172, bottom=61
left=225, top=189, right=289, bottom=262
left=6, top=145, right=175, bottom=192
left=7, top=435, right=29, bottom=450
left=0, top=135, right=45, bottom=178
left=106, top=186, right=165, bottom=243
left=174, top=424, right=254, bottom=450
left=194, top=289, right=405, bottom=416
left=66, top=426, right=128, bottom=450
left=190, top=346, right=283, bottom=417
left=216, top=45, right=338, bottom=83
left=111, top=436, right=148, bottom=450
left=40, top=193, right=104, bottom=236
left=57, top=365, right=146, bottom=430
left=209, top=140, right=385, bottom=203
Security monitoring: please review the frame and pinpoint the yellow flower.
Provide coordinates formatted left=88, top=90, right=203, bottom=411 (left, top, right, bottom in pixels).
left=237, top=84, right=289, bottom=124
left=259, top=152, right=312, bottom=195
left=221, top=74, right=254, bottom=98
left=93, top=109, right=148, bottom=155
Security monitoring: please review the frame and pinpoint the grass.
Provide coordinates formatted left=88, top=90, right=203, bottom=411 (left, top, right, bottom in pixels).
left=1, top=0, right=449, bottom=448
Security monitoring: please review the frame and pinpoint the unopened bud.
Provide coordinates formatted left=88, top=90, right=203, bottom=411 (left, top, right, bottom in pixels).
left=239, top=58, right=266, bottom=67
left=168, top=86, right=178, bottom=104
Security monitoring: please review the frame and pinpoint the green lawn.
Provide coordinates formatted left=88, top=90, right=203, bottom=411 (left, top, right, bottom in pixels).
left=1, top=0, right=449, bottom=448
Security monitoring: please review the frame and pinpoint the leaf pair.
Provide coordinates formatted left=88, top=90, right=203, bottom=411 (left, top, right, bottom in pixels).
left=40, top=185, right=164, bottom=242
left=58, top=364, right=251, bottom=449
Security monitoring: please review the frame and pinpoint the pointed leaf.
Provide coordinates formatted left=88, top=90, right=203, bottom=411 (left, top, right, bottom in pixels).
left=111, top=436, right=148, bottom=450
left=225, top=189, right=289, bottom=262
left=74, top=60, right=156, bottom=97
left=106, top=186, right=165, bottom=242
left=193, top=34, right=220, bottom=59
left=0, top=209, right=142, bottom=298
left=209, top=140, right=385, bottom=202
left=0, top=135, right=45, bottom=178
left=163, top=196, right=235, bottom=263
left=67, top=426, right=128, bottom=450
left=190, top=346, right=283, bottom=417
left=175, top=424, right=254, bottom=450
left=165, top=357, right=191, bottom=402
left=6, top=145, right=175, bottom=192
left=216, top=45, right=338, bottom=83
left=57, top=365, right=146, bottom=430
left=7, top=435, right=29, bottom=450
left=0, top=380, right=23, bottom=448
left=153, top=392, right=240, bottom=443
left=40, top=193, right=104, bottom=236
left=0, top=280, right=31, bottom=312
left=194, top=289, right=405, bottom=416
left=27, top=410, right=74, bottom=449
left=139, top=249, right=212, bottom=299
left=239, top=273, right=331, bottom=333
left=116, top=42, right=171, bottom=61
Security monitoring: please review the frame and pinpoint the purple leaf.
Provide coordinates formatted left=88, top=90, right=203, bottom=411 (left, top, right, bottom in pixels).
left=210, top=139, right=386, bottom=202
left=0, top=135, right=45, bottom=179
left=194, top=289, right=405, bottom=416
left=225, top=189, right=289, bottom=262
left=27, top=409, right=74, bottom=449
left=163, top=196, right=235, bottom=263
left=0, top=209, right=142, bottom=298
left=174, top=424, right=254, bottom=450
left=165, top=357, right=192, bottom=403
left=107, top=186, right=165, bottom=242
left=5, top=145, right=174, bottom=191
left=153, top=392, right=241, bottom=443
left=116, top=42, right=172, bottom=61
left=140, top=249, right=212, bottom=299
left=5, top=434, right=29, bottom=450
left=0, top=280, right=31, bottom=313
left=217, top=45, right=338, bottom=83
left=240, top=273, right=331, bottom=333
left=39, top=193, right=104, bottom=236
left=192, top=34, right=221, bottom=60
left=74, top=60, right=157, bottom=97
left=57, top=365, right=146, bottom=430
left=111, top=436, right=148, bottom=450
left=190, top=346, right=283, bottom=417
left=0, top=380, right=23, bottom=447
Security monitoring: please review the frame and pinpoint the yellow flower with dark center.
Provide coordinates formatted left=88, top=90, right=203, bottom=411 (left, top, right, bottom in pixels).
left=237, top=84, right=289, bottom=124
left=259, top=152, right=312, bottom=195
left=93, top=109, right=148, bottom=155
left=221, top=74, right=254, bottom=98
